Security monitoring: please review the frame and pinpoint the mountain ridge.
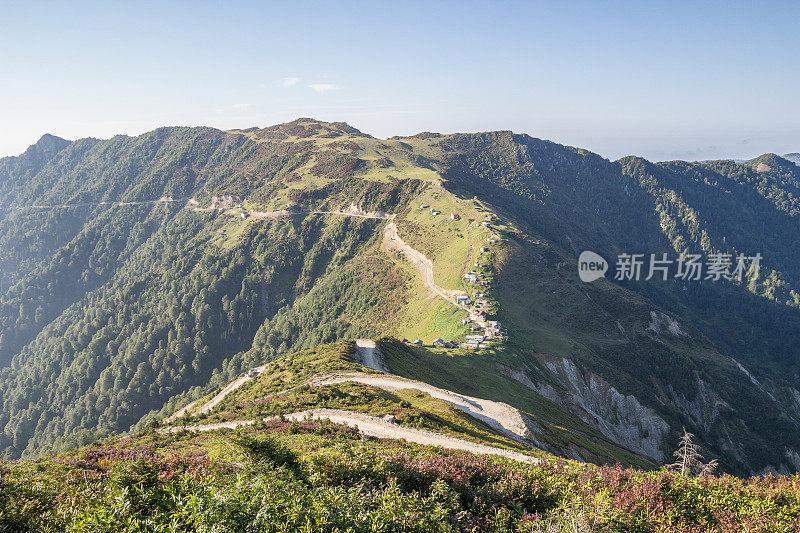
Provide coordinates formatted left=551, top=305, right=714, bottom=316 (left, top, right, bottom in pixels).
left=1, top=119, right=799, bottom=475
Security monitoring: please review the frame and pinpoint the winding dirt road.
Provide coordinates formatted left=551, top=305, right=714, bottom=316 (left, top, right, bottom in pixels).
left=383, top=222, right=489, bottom=327
left=159, top=408, right=539, bottom=464
left=165, top=399, right=200, bottom=423
left=4, top=196, right=189, bottom=211
left=13, top=195, right=397, bottom=223
left=194, top=364, right=268, bottom=416
left=218, top=203, right=396, bottom=221
left=309, top=372, right=530, bottom=442
left=166, top=364, right=268, bottom=422
left=383, top=222, right=464, bottom=304
left=168, top=340, right=388, bottom=422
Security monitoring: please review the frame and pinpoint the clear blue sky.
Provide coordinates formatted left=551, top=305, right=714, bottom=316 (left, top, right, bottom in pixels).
left=2, top=1, right=798, bottom=161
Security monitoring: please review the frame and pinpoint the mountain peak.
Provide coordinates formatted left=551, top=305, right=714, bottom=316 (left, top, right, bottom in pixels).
left=23, top=133, right=69, bottom=159
left=744, top=153, right=796, bottom=173
left=232, top=118, right=371, bottom=141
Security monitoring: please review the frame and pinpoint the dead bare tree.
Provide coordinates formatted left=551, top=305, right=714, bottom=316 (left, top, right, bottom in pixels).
left=669, top=428, right=718, bottom=476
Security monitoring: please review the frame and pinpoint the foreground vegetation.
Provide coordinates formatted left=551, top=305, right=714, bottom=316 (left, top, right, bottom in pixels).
left=2, top=421, right=799, bottom=532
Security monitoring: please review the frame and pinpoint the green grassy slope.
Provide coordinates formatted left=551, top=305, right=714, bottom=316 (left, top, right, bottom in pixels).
left=434, top=132, right=800, bottom=474
left=376, top=340, right=651, bottom=467
left=182, top=342, right=540, bottom=456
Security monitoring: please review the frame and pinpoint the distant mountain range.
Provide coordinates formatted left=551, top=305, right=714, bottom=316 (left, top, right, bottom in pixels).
left=783, top=153, right=800, bottom=165
left=1, top=119, right=800, bottom=475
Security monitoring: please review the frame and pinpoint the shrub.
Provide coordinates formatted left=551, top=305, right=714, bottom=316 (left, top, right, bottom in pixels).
left=232, top=432, right=302, bottom=476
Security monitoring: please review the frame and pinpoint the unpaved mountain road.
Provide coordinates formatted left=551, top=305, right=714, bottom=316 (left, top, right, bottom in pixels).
left=216, top=203, right=396, bottom=221
left=165, top=399, right=200, bottom=423
left=193, top=364, right=268, bottom=416
left=309, top=371, right=530, bottom=442
left=383, top=222, right=465, bottom=305
left=165, top=364, right=268, bottom=422
left=354, top=339, right=388, bottom=372
left=11, top=196, right=396, bottom=223
left=167, top=339, right=388, bottom=422
left=159, top=408, right=539, bottom=464
left=3, top=196, right=190, bottom=211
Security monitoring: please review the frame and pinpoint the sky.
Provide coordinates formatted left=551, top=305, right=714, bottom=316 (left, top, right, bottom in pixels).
left=1, top=1, right=798, bottom=161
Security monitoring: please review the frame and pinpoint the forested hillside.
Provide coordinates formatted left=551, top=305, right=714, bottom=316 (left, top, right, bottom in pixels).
left=1, top=119, right=800, bottom=475
left=0, top=124, right=420, bottom=457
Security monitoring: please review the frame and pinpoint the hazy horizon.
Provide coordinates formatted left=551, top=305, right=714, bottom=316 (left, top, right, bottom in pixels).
left=8, top=119, right=799, bottom=165
left=2, top=1, right=798, bottom=161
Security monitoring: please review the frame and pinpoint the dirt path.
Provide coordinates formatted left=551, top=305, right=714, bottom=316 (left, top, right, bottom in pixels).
left=309, top=372, right=530, bottom=442
left=4, top=196, right=190, bottom=211
left=383, top=222, right=488, bottom=326
left=354, top=339, right=388, bottom=372
left=165, top=399, right=200, bottom=423
left=384, top=222, right=464, bottom=304
left=209, top=203, right=396, bottom=221
left=167, top=364, right=268, bottom=421
left=158, top=408, right=539, bottom=464
left=8, top=197, right=396, bottom=224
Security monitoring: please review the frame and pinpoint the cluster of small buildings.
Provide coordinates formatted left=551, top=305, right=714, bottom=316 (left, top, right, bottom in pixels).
left=419, top=205, right=460, bottom=221
left=401, top=208, right=505, bottom=351
left=460, top=316, right=505, bottom=346
left=464, top=271, right=490, bottom=287
left=462, top=334, right=488, bottom=349
left=402, top=338, right=459, bottom=348
left=459, top=318, right=505, bottom=349
left=457, top=270, right=505, bottom=348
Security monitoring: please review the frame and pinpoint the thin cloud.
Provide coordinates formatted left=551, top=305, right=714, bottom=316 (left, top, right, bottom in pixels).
left=232, top=103, right=251, bottom=110
left=308, top=83, right=339, bottom=94
left=282, top=77, right=301, bottom=87
left=667, top=145, right=720, bottom=161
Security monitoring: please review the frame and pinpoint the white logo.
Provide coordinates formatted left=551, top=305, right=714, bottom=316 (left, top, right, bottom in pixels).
left=578, top=251, right=608, bottom=282
left=578, top=251, right=761, bottom=283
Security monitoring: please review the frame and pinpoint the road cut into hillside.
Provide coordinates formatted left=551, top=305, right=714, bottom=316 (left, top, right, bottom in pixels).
left=158, top=408, right=539, bottom=464
left=200, top=201, right=396, bottom=221
left=383, top=222, right=466, bottom=307
left=309, top=371, right=531, bottom=443
left=165, top=399, right=200, bottom=423
left=355, top=339, right=389, bottom=372
left=166, top=364, right=268, bottom=422
left=8, top=196, right=190, bottom=211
